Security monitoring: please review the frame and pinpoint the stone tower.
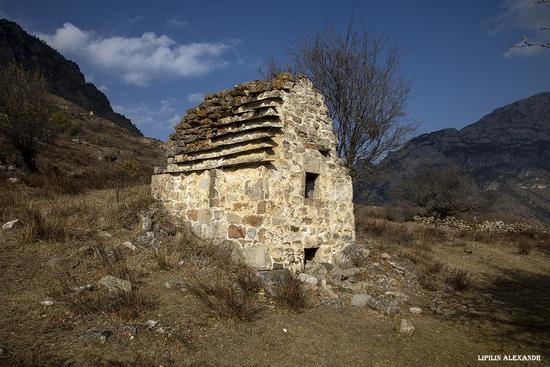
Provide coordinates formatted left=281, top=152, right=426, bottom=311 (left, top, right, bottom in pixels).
left=152, top=74, right=355, bottom=272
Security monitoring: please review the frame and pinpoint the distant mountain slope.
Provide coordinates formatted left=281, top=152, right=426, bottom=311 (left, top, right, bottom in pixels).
left=366, top=92, right=550, bottom=223
left=0, top=19, right=142, bottom=136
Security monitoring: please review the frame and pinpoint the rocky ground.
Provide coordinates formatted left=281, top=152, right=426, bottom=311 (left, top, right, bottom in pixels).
left=0, top=180, right=549, bottom=366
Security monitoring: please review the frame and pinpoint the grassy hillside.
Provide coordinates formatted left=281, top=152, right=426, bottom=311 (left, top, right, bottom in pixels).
left=0, top=179, right=548, bottom=366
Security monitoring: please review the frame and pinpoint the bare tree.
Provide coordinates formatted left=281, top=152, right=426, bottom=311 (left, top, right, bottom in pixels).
left=261, top=21, right=415, bottom=176
left=391, top=165, right=486, bottom=218
left=0, top=63, right=51, bottom=171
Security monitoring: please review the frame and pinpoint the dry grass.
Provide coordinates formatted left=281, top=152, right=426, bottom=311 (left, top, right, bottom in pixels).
left=52, top=272, right=152, bottom=320
left=270, top=274, right=307, bottom=311
left=154, top=244, right=183, bottom=271
left=158, top=229, right=264, bottom=321
left=445, top=269, right=474, bottom=291
left=21, top=205, right=67, bottom=243
left=517, top=242, right=533, bottom=255
left=187, top=268, right=262, bottom=321
left=0, top=346, right=68, bottom=367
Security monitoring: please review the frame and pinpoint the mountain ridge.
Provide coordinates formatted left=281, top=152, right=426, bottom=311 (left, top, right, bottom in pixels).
left=0, top=18, right=142, bottom=136
left=366, top=92, right=550, bottom=223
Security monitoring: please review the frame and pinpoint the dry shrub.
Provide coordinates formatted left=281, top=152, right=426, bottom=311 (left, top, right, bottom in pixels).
left=418, top=273, right=439, bottom=291
left=355, top=205, right=419, bottom=223
left=83, top=243, right=124, bottom=266
left=187, top=267, right=262, bottom=321
left=53, top=274, right=151, bottom=320
left=457, top=228, right=549, bottom=254
left=173, top=229, right=263, bottom=320
left=154, top=245, right=182, bottom=270
left=95, top=355, right=161, bottom=367
left=107, top=186, right=154, bottom=228
left=21, top=206, right=66, bottom=243
left=424, top=260, right=445, bottom=274
left=271, top=275, right=307, bottom=311
left=0, top=346, right=67, bottom=367
left=517, top=242, right=533, bottom=255
left=357, top=218, right=388, bottom=237
left=445, top=268, right=474, bottom=291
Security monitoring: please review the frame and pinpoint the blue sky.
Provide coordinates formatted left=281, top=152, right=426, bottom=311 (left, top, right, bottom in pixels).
left=1, top=0, right=549, bottom=140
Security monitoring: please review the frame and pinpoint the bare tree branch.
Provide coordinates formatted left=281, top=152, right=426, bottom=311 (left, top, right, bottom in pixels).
left=261, top=20, right=416, bottom=179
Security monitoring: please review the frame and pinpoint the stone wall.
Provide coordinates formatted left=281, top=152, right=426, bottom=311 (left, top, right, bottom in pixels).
left=152, top=74, right=355, bottom=272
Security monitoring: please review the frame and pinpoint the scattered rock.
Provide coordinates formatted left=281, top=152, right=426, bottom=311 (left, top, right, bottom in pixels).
left=155, top=326, right=177, bottom=336
left=98, top=275, right=132, bottom=293
left=7, top=177, right=20, bottom=183
left=71, top=284, right=93, bottom=294
left=136, top=231, right=155, bottom=246
left=341, top=267, right=362, bottom=280
left=164, top=280, right=186, bottom=291
left=298, top=273, right=318, bottom=286
left=350, top=293, right=372, bottom=307
left=45, top=257, right=78, bottom=268
left=359, top=248, right=371, bottom=258
left=326, top=268, right=343, bottom=285
left=77, top=245, right=92, bottom=255
left=97, top=230, right=112, bottom=238
left=381, top=252, right=392, bottom=260
left=145, top=320, right=158, bottom=330
left=141, top=213, right=153, bottom=232
left=256, top=269, right=292, bottom=296
left=384, top=291, right=409, bottom=301
left=396, top=319, right=415, bottom=336
left=387, top=261, right=406, bottom=273
left=306, top=262, right=328, bottom=282
left=409, top=307, right=423, bottom=314
left=40, top=300, right=54, bottom=306
left=318, top=285, right=341, bottom=307
left=82, top=328, right=112, bottom=343
left=2, top=219, right=21, bottom=230
left=372, top=298, right=400, bottom=316
left=123, top=325, right=138, bottom=337
left=122, top=241, right=136, bottom=251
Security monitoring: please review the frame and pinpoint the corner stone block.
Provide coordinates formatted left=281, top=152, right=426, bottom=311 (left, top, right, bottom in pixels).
left=242, top=245, right=272, bottom=270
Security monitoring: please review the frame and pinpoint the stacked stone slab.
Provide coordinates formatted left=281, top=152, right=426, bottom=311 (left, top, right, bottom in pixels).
left=152, top=74, right=355, bottom=271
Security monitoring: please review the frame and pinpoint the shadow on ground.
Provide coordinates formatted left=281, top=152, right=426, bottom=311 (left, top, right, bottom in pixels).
left=458, top=267, right=550, bottom=356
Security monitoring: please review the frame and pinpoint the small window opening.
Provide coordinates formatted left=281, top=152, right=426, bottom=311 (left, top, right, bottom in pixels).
left=304, top=172, right=319, bottom=198
left=304, top=247, right=319, bottom=262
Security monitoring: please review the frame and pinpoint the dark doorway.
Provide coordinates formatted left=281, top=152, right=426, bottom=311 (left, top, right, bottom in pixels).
left=304, top=172, right=319, bottom=198
left=304, top=247, right=319, bottom=262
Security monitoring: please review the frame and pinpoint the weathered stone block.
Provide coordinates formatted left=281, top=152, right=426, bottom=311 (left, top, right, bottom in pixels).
left=242, top=245, right=271, bottom=270
left=243, top=215, right=263, bottom=227
left=228, top=224, right=245, bottom=239
left=197, top=209, right=213, bottom=224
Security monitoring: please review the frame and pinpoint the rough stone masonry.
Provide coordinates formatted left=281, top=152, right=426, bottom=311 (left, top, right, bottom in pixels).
left=151, top=74, right=355, bottom=272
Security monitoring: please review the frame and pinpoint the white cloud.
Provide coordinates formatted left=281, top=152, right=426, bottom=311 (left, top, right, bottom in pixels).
left=38, top=22, right=92, bottom=52
left=187, top=92, right=204, bottom=104
left=37, top=22, right=235, bottom=86
left=486, top=0, right=550, bottom=33
left=98, top=85, right=109, bottom=92
left=504, top=42, right=545, bottom=58
left=485, top=0, right=550, bottom=58
left=166, top=18, right=189, bottom=28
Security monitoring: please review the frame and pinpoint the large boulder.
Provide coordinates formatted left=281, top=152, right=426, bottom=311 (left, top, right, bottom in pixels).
left=98, top=275, right=132, bottom=293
